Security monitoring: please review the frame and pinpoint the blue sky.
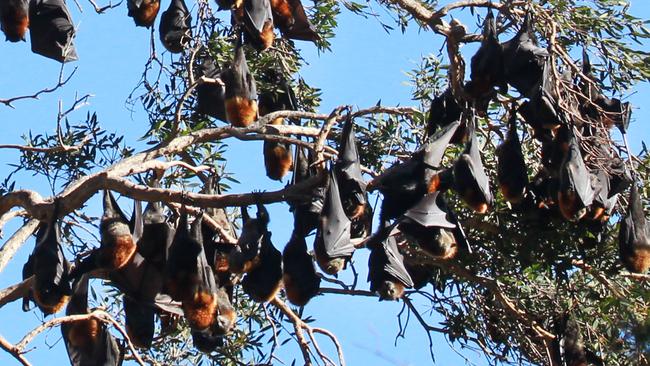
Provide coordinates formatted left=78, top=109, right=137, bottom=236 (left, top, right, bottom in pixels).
left=0, top=2, right=649, bottom=365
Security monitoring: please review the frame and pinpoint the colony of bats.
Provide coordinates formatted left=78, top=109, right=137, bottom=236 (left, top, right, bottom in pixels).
left=2, top=1, right=649, bottom=365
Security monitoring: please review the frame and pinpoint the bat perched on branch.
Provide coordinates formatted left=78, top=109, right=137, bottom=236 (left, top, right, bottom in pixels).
left=271, top=0, right=318, bottom=42
left=29, top=0, right=78, bottom=63
left=127, top=0, right=160, bottom=28
left=289, top=146, right=326, bottom=236
left=335, top=114, right=367, bottom=221
left=242, top=0, right=275, bottom=50
left=259, top=70, right=296, bottom=181
left=70, top=191, right=138, bottom=279
left=222, top=43, right=259, bottom=127
left=62, top=275, right=124, bottom=366
left=395, top=192, right=458, bottom=260
left=282, top=232, right=320, bottom=306
left=557, top=130, right=594, bottom=221
left=229, top=202, right=269, bottom=274
left=159, top=0, right=192, bottom=53
left=22, top=208, right=71, bottom=315
left=367, top=225, right=413, bottom=301
left=0, top=0, right=29, bottom=42
left=618, top=183, right=650, bottom=274
left=137, top=186, right=174, bottom=271
left=314, top=171, right=354, bottom=275
left=496, top=113, right=528, bottom=203
left=501, top=13, right=548, bottom=98
left=518, top=62, right=564, bottom=131
left=195, top=57, right=227, bottom=121
left=371, top=120, right=459, bottom=224
left=452, top=121, right=493, bottom=214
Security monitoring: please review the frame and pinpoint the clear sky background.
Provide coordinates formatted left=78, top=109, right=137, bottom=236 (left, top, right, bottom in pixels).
left=0, top=1, right=649, bottom=365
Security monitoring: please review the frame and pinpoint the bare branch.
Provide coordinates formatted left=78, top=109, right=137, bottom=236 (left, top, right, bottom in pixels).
left=0, top=68, right=78, bottom=108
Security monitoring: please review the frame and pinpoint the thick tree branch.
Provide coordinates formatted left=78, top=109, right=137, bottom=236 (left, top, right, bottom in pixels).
left=0, top=219, right=40, bottom=275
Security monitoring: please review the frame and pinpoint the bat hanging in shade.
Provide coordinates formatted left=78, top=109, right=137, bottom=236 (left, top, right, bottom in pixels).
left=554, top=313, right=604, bottom=366
left=282, top=232, right=321, bottom=306
left=579, top=50, right=631, bottom=134
left=289, top=146, right=326, bottom=237
left=29, top=0, right=78, bottom=63
left=367, top=224, right=413, bottom=301
left=229, top=202, right=269, bottom=274
left=588, top=169, right=618, bottom=222
left=496, top=112, right=528, bottom=203
left=618, top=183, right=650, bottom=274
left=467, top=8, right=506, bottom=100
left=137, top=182, right=174, bottom=271
left=159, top=0, right=192, bottom=53
left=127, top=0, right=160, bottom=28
left=334, top=113, right=368, bottom=221
left=271, top=0, right=319, bottom=42
left=452, top=119, right=494, bottom=214
left=195, top=57, right=227, bottom=122
left=69, top=191, right=138, bottom=279
left=518, top=61, right=564, bottom=131
left=394, top=192, right=459, bottom=260
left=501, top=12, right=548, bottom=98
left=22, top=207, right=71, bottom=315
left=259, top=70, right=296, bottom=181
left=243, top=0, right=275, bottom=50
left=62, top=274, right=124, bottom=366
left=314, top=170, right=354, bottom=275
left=426, top=89, right=462, bottom=138
left=0, top=0, right=29, bottom=42
left=242, top=229, right=283, bottom=302
left=222, top=42, right=259, bottom=127
left=557, top=129, right=594, bottom=221
left=370, top=120, right=460, bottom=224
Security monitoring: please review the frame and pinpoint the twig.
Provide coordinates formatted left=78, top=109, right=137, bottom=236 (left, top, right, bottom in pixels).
left=0, top=68, right=78, bottom=108
left=0, top=334, right=31, bottom=366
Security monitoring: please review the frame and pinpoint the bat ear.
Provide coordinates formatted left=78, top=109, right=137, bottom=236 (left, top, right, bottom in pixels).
left=130, top=200, right=144, bottom=242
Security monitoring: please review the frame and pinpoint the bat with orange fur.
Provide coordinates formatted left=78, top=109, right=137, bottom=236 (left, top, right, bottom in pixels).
left=618, top=184, right=650, bottom=274
left=453, top=121, right=494, bottom=214
left=62, top=274, right=124, bottom=366
left=0, top=0, right=28, bottom=42
left=128, top=0, right=160, bottom=28
left=243, top=0, right=275, bottom=50
left=222, top=43, right=259, bottom=127
left=557, top=130, right=594, bottom=221
left=282, top=232, right=320, bottom=306
left=22, top=208, right=71, bottom=315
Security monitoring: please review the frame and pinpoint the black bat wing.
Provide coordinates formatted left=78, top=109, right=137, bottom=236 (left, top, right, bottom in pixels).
left=469, top=8, right=505, bottom=95
left=561, top=135, right=594, bottom=207
left=129, top=200, right=144, bottom=244
left=28, top=0, right=78, bottom=63
left=32, top=215, right=71, bottom=313
left=496, top=114, right=528, bottom=201
left=437, top=194, right=471, bottom=253
left=192, top=328, right=224, bottom=353
left=242, top=231, right=283, bottom=302
left=281, top=0, right=319, bottom=42
left=456, top=129, right=494, bottom=207
left=159, top=0, right=192, bottom=53
left=103, top=190, right=129, bottom=224
left=421, top=120, right=461, bottom=168
left=223, top=45, right=258, bottom=100
left=317, top=171, right=353, bottom=258
left=402, top=192, right=455, bottom=228
left=426, top=88, right=462, bottom=136
left=382, top=235, right=413, bottom=288
left=21, top=254, right=34, bottom=311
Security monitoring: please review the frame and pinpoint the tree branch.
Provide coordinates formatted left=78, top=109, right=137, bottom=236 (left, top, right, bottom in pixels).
left=0, top=219, right=40, bottom=275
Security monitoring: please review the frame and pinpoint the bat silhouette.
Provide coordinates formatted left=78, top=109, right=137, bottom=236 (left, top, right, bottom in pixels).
left=618, top=183, right=650, bottom=273
left=501, top=13, right=549, bottom=98
left=242, top=229, right=283, bottom=302
left=243, top=0, right=275, bottom=50
left=195, top=57, right=227, bottom=122
left=468, top=8, right=506, bottom=99
left=0, top=0, right=29, bottom=42
left=282, top=232, right=321, bottom=306
left=222, top=43, right=259, bottom=127
left=452, top=122, right=493, bottom=213
left=29, top=0, right=78, bottom=62
left=271, top=0, right=318, bottom=42
left=334, top=114, right=367, bottom=220
left=426, top=89, right=462, bottom=138
left=367, top=225, right=413, bottom=301
left=127, top=0, right=160, bottom=28
left=314, top=170, right=354, bottom=275
left=371, top=120, right=460, bottom=224
left=557, top=130, right=594, bottom=221
left=289, top=146, right=326, bottom=236
left=22, top=209, right=71, bottom=315
left=229, top=202, right=269, bottom=274
left=159, top=0, right=192, bottom=53
left=496, top=113, right=528, bottom=203
left=62, top=274, right=124, bottom=366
